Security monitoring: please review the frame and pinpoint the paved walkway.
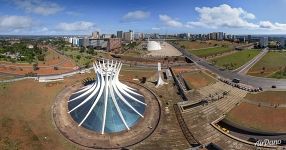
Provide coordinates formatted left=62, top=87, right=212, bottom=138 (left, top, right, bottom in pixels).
left=177, top=82, right=275, bottom=149
left=234, top=48, right=268, bottom=75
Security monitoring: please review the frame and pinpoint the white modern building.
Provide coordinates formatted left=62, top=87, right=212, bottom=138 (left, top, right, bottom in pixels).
left=156, top=62, right=166, bottom=87
left=147, top=41, right=161, bottom=51
left=92, top=31, right=100, bottom=39
left=68, top=59, right=146, bottom=134
left=68, top=37, right=73, bottom=43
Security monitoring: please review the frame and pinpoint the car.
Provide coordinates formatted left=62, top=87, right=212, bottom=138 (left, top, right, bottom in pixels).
left=232, top=78, right=240, bottom=83
left=222, top=128, right=229, bottom=133
left=272, top=85, right=277, bottom=88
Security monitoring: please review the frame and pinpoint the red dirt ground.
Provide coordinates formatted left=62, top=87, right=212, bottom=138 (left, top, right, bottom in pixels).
left=182, top=71, right=215, bottom=89
left=245, top=91, right=286, bottom=105
left=226, top=102, right=286, bottom=133
left=171, top=66, right=198, bottom=75
left=0, top=73, right=94, bottom=150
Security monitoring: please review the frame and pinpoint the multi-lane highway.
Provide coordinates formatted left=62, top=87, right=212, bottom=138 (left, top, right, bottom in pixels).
left=174, top=45, right=286, bottom=90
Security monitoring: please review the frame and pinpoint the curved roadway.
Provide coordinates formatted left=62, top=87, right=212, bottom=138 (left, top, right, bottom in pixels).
left=174, top=45, right=286, bottom=90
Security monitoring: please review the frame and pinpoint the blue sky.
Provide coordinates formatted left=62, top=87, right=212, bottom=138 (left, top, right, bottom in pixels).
left=1, top=0, right=286, bottom=35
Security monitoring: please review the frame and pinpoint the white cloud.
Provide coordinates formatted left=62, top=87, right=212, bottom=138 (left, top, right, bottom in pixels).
left=157, top=4, right=286, bottom=32
left=0, top=15, right=51, bottom=35
left=11, top=0, right=63, bottom=15
left=0, top=15, right=33, bottom=30
left=123, top=10, right=150, bottom=21
left=159, top=14, right=183, bottom=28
left=188, top=4, right=258, bottom=29
left=186, top=4, right=286, bottom=31
left=56, top=21, right=98, bottom=32
left=259, top=21, right=286, bottom=30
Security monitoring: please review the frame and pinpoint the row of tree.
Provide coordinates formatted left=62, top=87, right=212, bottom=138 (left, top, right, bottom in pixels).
left=0, top=40, right=47, bottom=63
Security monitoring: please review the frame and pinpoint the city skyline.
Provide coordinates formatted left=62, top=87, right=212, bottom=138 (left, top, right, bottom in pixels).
left=1, top=0, right=286, bottom=35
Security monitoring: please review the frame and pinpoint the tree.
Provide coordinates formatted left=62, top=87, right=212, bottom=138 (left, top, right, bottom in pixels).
left=32, top=63, right=39, bottom=71
left=76, top=55, right=81, bottom=59
left=54, top=66, right=59, bottom=70
left=87, top=48, right=94, bottom=55
left=38, top=54, right=45, bottom=61
left=79, top=47, right=85, bottom=53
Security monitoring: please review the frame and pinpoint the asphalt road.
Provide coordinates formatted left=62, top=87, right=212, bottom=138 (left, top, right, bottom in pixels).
left=174, top=45, right=286, bottom=90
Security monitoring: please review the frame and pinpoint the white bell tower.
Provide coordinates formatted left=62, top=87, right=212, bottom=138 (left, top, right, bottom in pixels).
left=156, top=62, right=166, bottom=88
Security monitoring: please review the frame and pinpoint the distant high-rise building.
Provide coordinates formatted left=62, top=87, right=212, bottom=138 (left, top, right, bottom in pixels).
left=247, top=35, right=252, bottom=42
left=210, top=32, right=216, bottom=40
left=278, top=37, right=285, bottom=48
left=259, top=37, right=268, bottom=48
left=89, top=38, right=121, bottom=51
left=78, top=38, right=84, bottom=47
left=89, top=39, right=107, bottom=49
left=178, top=33, right=189, bottom=39
left=217, top=32, right=224, bottom=40
left=153, top=33, right=160, bottom=39
left=92, top=31, right=100, bottom=39
left=79, top=37, right=89, bottom=47
left=101, top=34, right=112, bottom=39
left=123, top=30, right=134, bottom=42
left=68, top=37, right=73, bottom=43
left=72, top=37, right=79, bottom=46
left=134, top=32, right=144, bottom=40
left=117, top=31, right=123, bottom=38
left=207, top=32, right=224, bottom=40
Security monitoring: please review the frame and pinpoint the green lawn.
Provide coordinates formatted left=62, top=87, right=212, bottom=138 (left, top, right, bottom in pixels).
left=176, top=40, right=240, bottom=51
left=247, top=51, right=286, bottom=78
left=177, top=41, right=214, bottom=50
left=189, top=46, right=232, bottom=57
left=212, top=49, right=260, bottom=70
left=63, top=48, right=108, bottom=68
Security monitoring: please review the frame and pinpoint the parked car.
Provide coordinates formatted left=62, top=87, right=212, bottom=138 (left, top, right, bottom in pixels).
left=232, top=78, right=240, bottom=83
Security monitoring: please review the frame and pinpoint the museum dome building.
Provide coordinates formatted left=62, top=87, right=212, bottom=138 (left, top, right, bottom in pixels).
left=147, top=41, right=161, bottom=51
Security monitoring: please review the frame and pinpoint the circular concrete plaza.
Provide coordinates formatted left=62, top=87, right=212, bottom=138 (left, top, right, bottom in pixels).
left=53, top=81, right=161, bottom=149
